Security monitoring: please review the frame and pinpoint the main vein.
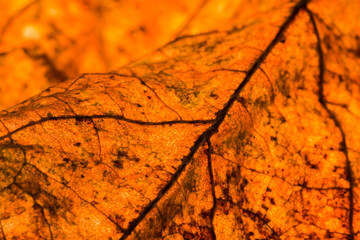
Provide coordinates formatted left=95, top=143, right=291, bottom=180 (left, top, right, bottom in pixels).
left=119, top=0, right=310, bottom=239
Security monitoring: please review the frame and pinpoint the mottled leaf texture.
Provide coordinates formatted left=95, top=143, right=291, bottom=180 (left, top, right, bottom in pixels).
left=0, top=0, right=360, bottom=240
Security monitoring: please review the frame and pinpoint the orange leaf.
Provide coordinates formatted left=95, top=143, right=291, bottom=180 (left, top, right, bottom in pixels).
left=0, top=0, right=359, bottom=239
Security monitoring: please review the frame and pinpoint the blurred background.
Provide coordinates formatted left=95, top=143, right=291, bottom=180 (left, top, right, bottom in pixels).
left=0, top=0, right=211, bottom=110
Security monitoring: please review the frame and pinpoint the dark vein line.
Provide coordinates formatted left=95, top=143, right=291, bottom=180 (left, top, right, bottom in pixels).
left=164, top=31, right=219, bottom=48
left=0, top=120, right=30, bottom=194
left=104, top=92, right=125, bottom=116
left=130, top=72, right=183, bottom=120
left=206, top=140, right=217, bottom=240
left=37, top=203, right=54, bottom=240
left=65, top=186, right=126, bottom=233
left=16, top=164, right=126, bottom=233
left=0, top=119, right=11, bottom=139
left=0, top=221, right=6, bottom=240
left=241, top=208, right=280, bottom=239
left=33, top=110, right=49, bottom=133
left=119, top=1, right=309, bottom=239
left=0, top=115, right=213, bottom=141
left=210, top=69, right=247, bottom=74
left=325, top=100, right=348, bottom=108
left=51, top=95, right=77, bottom=114
left=65, top=74, right=87, bottom=90
left=305, top=8, right=354, bottom=240
left=0, top=119, right=29, bottom=189
left=89, top=118, right=102, bottom=164
left=65, top=72, right=128, bottom=90
left=259, top=67, right=275, bottom=100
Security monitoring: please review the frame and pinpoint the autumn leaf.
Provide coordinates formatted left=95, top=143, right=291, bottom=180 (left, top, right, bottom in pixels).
left=1, top=0, right=360, bottom=239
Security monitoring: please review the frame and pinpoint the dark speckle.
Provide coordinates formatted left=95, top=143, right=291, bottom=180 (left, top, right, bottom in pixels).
left=280, top=36, right=286, bottom=43
left=262, top=204, right=269, bottom=210
left=325, top=230, right=334, bottom=238
left=139, top=25, right=146, bottom=32
left=117, top=150, right=127, bottom=157
left=112, top=160, right=123, bottom=169
left=210, top=92, right=219, bottom=99
left=247, top=232, right=254, bottom=237
left=183, top=231, right=195, bottom=240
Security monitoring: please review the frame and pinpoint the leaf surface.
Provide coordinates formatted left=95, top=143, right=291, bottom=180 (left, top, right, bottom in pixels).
left=0, top=0, right=359, bottom=239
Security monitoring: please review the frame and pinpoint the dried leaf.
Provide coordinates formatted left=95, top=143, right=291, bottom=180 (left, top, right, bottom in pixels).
left=0, top=0, right=359, bottom=239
